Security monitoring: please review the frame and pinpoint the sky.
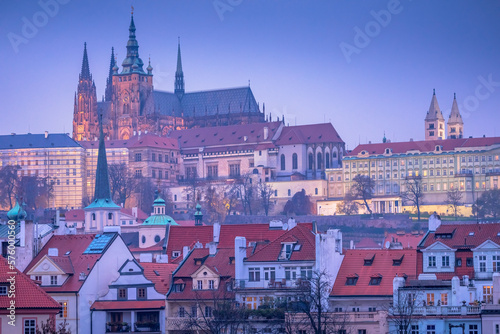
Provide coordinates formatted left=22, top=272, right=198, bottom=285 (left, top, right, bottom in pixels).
left=1, top=0, right=499, bottom=150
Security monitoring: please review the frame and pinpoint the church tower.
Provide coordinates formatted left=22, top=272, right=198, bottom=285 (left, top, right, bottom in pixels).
left=174, top=38, right=185, bottom=99
left=110, top=11, right=154, bottom=140
left=424, top=89, right=445, bottom=141
left=73, top=43, right=98, bottom=141
left=447, top=93, right=464, bottom=139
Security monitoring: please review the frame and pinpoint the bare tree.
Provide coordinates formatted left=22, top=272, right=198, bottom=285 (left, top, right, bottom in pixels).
left=0, top=165, right=20, bottom=209
left=446, top=188, right=463, bottom=220
left=473, top=188, right=500, bottom=219
left=36, top=318, right=71, bottom=334
left=336, top=190, right=359, bottom=215
left=258, top=182, right=274, bottom=216
left=387, top=289, right=422, bottom=334
left=203, top=185, right=227, bottom=223
left=351, top=174, right=374, bottom=214
left=284, top=270, right=352, bottom=334
left=401, top=177, right=424, bottom=221
left=108, top=163, right=136, bottom=206
left=234, top=173, right=256, bottom=215
left=222, top=184, right=239, bottom=217
left=17, top=176, right=53, bottom=211
left=283, top=189, right=313, bottom=216
left=134, top=176, right=156, bottom=214
left=183, top=177, right=203, bottom=211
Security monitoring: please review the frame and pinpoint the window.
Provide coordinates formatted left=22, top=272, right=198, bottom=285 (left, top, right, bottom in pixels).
left=292, top=153, right=298, bottom=169
left=186, top=166, right=197, bottom=179
left=426, top=293, right=434, bottom=305
left=317, top=153, right=322, bottom=169
left=59, top=301, right=68, bottom=318
left=135, top=153, right=142, bottom=162
left=442, top=256, right=450, bottom=267
left=280, top=154, right=286, bottom=170
left=205, top=306, right=212, bottom=317
left=326, top=153, right=330, bottom=168
left=158, top=154, right=163, bottom=162
left=24, top=319, right=36, bottom=334
left=411, top=325, right=419, bottom=334
left=456, top=258, right=462, bottom=267
left=207, top=165, right=218, bottom=178
left=308, top=153, right=313, bottom=169
left=466, top=257, right=473, bottom=267
left=479, top=255, right=487, bottom=272
left=208, top=280, right=215, bottom=289
left=50, top=275, right=57, bottom=285
left=345, top=277, right=358, bottom=286
left=152, top=169, right=156, bottom=178
left=249, top=268, right=260, bottom=282
left=428, top=256, right=436, bottom=267
left=426, top=325, right=436, bottom=334
left=441, top=293, right=448, bottom=305
left=264, top=267, right=276, bottom=281
left=0, top=285, right=7, bottom=295
left=358, top=330, right=367, bottom=334
left=191, top=305, right=197, bottom=317
left=494, top=256, right=500, bottom=272
left=197, top=280, right=203, bottom=289
left=179, top=306, right=185, bottom=317
left=137, top=288, right=146, bottom=299
left=118, top=288, right=127, bottom=300
left=483, top=285, right=493, bottom=303
left=172, top=251, right=180, bottom=258
left=135, top=169, right=142, bottom=178
left=151, top=153, right=156, bottom=162
left=369, top=276, right=382, bottom=285
left=468, top=324, right=478, bottom=334
left=282, top=243, right=293, bottom=259
left=300, top=266, right=313, bottom=279
left=229, top=164, right=240, bottom=177
left=285, top=267, right=297, bottom=281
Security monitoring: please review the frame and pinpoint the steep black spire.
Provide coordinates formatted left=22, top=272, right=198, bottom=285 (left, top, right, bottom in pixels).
left=94, top=115, right=112, bottom=201
left=174, top=38, right=185, bottom=98
left=121, top=12, right=145, bottom=74
left=105, top=47, right=115, bottom=102
left=80, top=42, right=91, bottom=80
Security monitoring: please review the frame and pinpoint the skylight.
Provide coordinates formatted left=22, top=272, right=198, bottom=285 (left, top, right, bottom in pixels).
left=83, top=234, right=114, bottom=254
left=469, top=232, right=475, bottom=236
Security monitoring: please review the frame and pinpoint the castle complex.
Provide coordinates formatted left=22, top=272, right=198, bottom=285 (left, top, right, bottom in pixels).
left=73, top=13, right=264, bottom=141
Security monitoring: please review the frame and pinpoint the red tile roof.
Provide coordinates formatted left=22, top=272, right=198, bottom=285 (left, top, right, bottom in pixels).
left=419, top=223, right=500, bottom=250
left=140, top=262, right=178, bottom=294
left=355, top=237, right=381, bottom=249
left=348, top=136, right=500, bottom=156
left=275, top=123, right=344, bottom=145
left=383, top=232, right=425, bottom=249
left=165, top=226, right=213, bottom=256
left=48, top=256, right=74, bottom=274
left=0, top=257, right=60, bottom=311
left=65, top=209, right=85, bottom=221
left=25, top=234, right=101, bottom=292
left=171, top=122, right=282, bottom=150
left=121, top=207, right=149, bottom=221
left=246, top=224, right=315, bottom=262
left=79, top=134, right=179, bottom=150
left=331, top=249, right=417, bottom=297
left=90, top=300, right=165, bottom=310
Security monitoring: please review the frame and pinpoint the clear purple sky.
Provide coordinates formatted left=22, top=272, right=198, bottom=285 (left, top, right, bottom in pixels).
left=1, top=0, right=499, bottom=149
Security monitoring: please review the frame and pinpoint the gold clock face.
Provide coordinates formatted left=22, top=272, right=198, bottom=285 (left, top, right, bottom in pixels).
left=123, top=94, right=130, bottom=103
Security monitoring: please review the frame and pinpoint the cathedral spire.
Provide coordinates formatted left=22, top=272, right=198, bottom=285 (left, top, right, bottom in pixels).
left=94, top=115, right=112, bottom=201
left=105, top=47, right=115, bottom=102
left=121, top=11, right=144, bottom=74
left=80, top=42, right=91, bottom=80
left=175, top=37, right=185, bottom=98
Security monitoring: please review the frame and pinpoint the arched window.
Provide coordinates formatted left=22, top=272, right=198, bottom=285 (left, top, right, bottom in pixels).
left=326, top=153, right=330, bottom=169
left=280, top=154, right=286, bottom=171
left=142, top=235, right=146, bottom=244
left=292, top=153, right=298, bottom=170
left=308, top=153, right=314, bottom=170
left=108, top=213, right=113, bottom=220
left=91, top=213, right=95, bottom=220
left=317, top=153, right=322, bottom=169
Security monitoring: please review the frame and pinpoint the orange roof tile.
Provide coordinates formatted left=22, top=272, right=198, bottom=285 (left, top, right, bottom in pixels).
left=140, top=262, right=178, bottom=294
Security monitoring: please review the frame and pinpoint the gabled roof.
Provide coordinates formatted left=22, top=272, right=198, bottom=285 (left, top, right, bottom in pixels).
left=274, top=123, right=343, bottom=145
left=171, top=122, right=281, bottom=151
left=382, top=232, right=425, bottom=249
left=331, top=249, right=417, bottom=297
left=48, top=256, right=75, bottom=274
left=0, top=257, right=60, bottom=311
left=218, top=223, right=300, bottom=248
left=419, top=223, right=500, bottom=250
left=120, top=207, right=149, bottom=221
left=65, top=209, right=85, bottom=221
left=130, top=134, right=178, bottom=149
left=355, top=237, right=380, bottom=249
left=0, top=133, right=82, bottom=150
left=24, top=234, right=102, bottom=292
left=348, top=136, right=500, bottom=156
left=245, top=224, right=315, bottom=262
left=165, top=225, right=213, bottom=256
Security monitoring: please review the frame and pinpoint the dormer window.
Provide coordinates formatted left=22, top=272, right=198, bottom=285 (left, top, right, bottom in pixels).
left=385, top=148, right=391, bottom=154
left=172, top=251, right=180, bottom=258
left=197, top=280, right=203, bottom=290
left=369, top=275, right=382, bottom=285
left=50, top=275, right=58, bottom=286
left=280, top=243, right=295, bottom=260
left=392, top=255, right=404, bottom=266
left=345, top=275, right=358, bottom=286
left=364, top=254, right=375, bottom=266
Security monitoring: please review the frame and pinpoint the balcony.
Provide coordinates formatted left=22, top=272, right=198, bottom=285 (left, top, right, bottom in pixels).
left=455, top=170, right=473, bottom=178
left=486, top=169, right=500, bottom=176
left=392, top=305, right=481, bottom=316
left=234, top=278, right=310, bottom=290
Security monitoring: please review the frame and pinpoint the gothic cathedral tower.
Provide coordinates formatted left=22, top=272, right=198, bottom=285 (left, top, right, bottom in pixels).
left=110, top=12, right=154, bottom=140
left=424, top=89, right=445, bottom=141
left=73, top=43, right=98, bottom=141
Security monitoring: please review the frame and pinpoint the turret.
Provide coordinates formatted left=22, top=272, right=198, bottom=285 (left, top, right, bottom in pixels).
left=425, top=89, right=445, bottom=140
left=447, top=93, right=464, bottom=139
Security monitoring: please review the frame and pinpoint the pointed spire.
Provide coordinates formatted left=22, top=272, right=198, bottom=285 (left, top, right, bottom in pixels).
left=80, top=42, right=91, bottom=80
left=425, top=89, right=444, bottom=121
left=121, top=11, right=144, bottom=74
left=105, top=47, right=115, bottom=102
left=94, top=114, right=112, bottom=201
left=175, top=37, right=185, bottom=98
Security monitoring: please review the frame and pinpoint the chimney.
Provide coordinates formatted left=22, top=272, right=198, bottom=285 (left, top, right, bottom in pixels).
left=156, top=254, right=168, bottom=263
left=409, top=138, right=413, bottom=142
left=493, top=273, right=500, bottom=304
left=19, top=220, right=26, bottom=247
left=213, top=222, right=221, bottom=243
left=350, top=240, right=354, bottom=249
left=48, top=248, right=59, bottom=257
left=103, top=226, right=121, bottom=235
left=243, top=136, right=248, bottom=142
left=393, top=276, right=406, bottom=306
left=235, top=237, right=247, bottom=284
left=263, top=127, right=269, bottom=140
left=428, top=212, right=441, bottom=232
left=206, top=242, right=217, bottom=255
left=44, top=131, right=48, bottom=139
left=183, top=246, right=190, bottom=259
left=132, top=207, right=138, bottom=218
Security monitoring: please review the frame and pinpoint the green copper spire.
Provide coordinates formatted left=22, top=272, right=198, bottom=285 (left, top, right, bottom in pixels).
left=94, top=115, right=112, bottom=201
left=175, top=37, right=185, bottom=98
left=121, top=12, right=145, bottom=74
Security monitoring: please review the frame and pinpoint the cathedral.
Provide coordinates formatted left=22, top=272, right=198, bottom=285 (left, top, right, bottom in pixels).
left=73, top=13, right=265, bottom=141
